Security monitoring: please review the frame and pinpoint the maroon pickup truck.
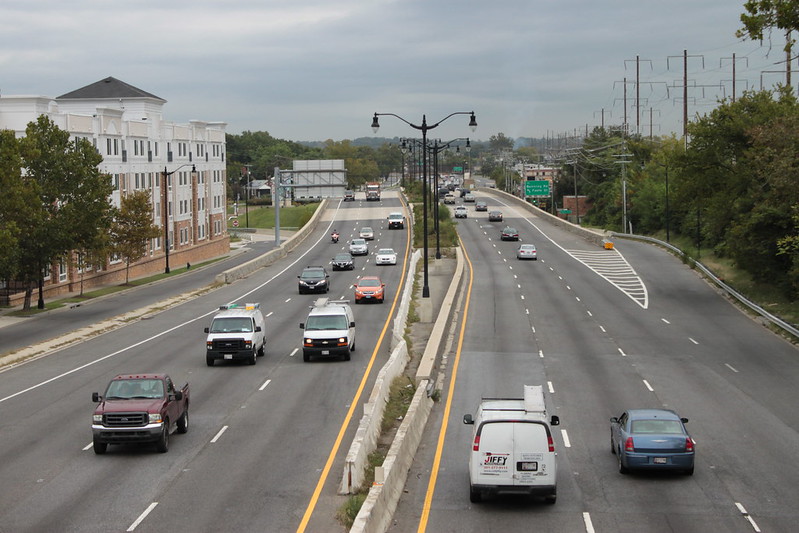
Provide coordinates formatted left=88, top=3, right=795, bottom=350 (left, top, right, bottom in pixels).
left=91, top=374, right=189, bottom=454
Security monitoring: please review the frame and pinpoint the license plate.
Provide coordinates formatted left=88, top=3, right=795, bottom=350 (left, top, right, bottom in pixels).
left=322, top=350, right=330, bottom=355
left=224, top=354, right=233, bottom=360
left=518, top=461, right=538, bottom=471
left=653, top=457, right=667, bottom=464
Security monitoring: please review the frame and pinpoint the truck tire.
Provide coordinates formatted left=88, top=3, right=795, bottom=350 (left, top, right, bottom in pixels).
left=303, top=351, right=310, bottom=362
left=544, top=490, right=557, bottom=504
left=177, top=410, right=189, bottom=434
left=257, top=343, right=265, bottom=357
left=469, top=485, right=482, bottom=503
left=156, top=423, right=169, bottom=453
left=343, top=350, right=351, bottom=361
left=206, top=356, right=214, bottom=367
left=93, top=439, right=107, bottom=455
left=248, top=349, right=257, bottom=365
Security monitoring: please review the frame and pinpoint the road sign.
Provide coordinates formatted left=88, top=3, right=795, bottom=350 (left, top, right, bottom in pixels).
left=525, top=180, right=550, bottom=197
left=232, top=219, right=239, bottom=227
left=453, top=166, right=463, bottom=172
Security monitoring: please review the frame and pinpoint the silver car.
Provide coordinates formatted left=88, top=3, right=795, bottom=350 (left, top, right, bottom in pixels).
left=516, top=244, right=537, bottom=260
left=359, top=227, right=374, bottom=240
left=349, top=238, right=369, bottom=256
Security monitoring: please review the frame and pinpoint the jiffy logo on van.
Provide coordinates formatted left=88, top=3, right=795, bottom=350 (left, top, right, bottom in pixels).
left=480, top=452, right=510, bottom=474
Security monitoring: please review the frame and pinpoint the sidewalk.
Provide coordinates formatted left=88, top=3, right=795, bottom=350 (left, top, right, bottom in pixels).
left=0, top=228, right=294, bottom=330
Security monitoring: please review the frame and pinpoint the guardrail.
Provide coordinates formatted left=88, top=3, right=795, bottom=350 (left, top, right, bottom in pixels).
left=611, top=232, right=799, bottom=340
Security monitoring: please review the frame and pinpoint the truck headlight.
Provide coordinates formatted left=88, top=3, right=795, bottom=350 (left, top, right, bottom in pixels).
left=93, top=414, right=103, bottom=424
left=149, top=413, right=163, bottom=424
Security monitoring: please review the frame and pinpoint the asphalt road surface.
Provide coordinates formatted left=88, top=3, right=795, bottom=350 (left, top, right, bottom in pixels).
left=389, top=191, right=799, bottom=533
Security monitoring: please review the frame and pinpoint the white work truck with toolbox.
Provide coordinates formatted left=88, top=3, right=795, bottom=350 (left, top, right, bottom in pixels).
left=204, top=303, right=266, bottom=366
left=463, top=385, right=560, bottom=504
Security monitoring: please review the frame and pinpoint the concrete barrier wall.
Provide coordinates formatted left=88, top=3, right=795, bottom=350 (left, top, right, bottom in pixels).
left=339, top=250, right=421, bottom=494
left=487, top=188, right=608, bottom=247
left=351, top=380, right=434, bottom=533
left=215, top=199, right=330, bottom=284
left=415, top=246, right=464, bottom=384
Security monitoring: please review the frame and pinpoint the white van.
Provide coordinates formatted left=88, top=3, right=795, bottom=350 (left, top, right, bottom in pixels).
left=204, top=303, right=266, bottom=366
left=463, top=385, right=560, bottom=504
left=299, top=298, right=355, bottom=362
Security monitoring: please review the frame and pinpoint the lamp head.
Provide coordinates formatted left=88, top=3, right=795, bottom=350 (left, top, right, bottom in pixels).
left=400, top=139, right=407, bottom=154
left=371, top=113, right=380, bottom=133
left=466, top=138, right=471, bottom=153
left=468, top=112, right=477, bottom=132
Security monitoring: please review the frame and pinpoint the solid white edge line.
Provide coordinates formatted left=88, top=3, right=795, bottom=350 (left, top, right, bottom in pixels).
left=583, top=512, right=595, bottom=533
left=259, top=379, right=272, bottom=391
left=561, top=429, right=571, bottom=448
left=643, top=379, right=654, bottom=392
left=127, top=502, right=158, bottom=531
left=210, top=425, right=228, bottom=443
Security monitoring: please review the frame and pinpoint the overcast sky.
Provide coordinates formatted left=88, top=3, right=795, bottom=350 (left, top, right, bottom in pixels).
left=0, top=1, right=789, bottom=143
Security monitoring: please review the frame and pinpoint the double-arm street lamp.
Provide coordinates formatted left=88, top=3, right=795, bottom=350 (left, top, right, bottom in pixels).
left=373, top=112, right=476, bottom=297
left=162, top=164, right=195, bottom=274
left=431, top=138, right=470, bottom=258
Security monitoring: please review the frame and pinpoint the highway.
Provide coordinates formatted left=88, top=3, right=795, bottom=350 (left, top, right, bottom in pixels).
left=0, top=192, right=409, bottom=532
left=390, top=191, right=799, bottom=533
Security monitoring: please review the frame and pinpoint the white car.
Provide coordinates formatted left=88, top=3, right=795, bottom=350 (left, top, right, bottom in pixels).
left=359, top=227, right=374, bottom=240
left=349, top=238, right=369, bottom=255
left=454, top=206, right=468, bottom=218
left=375, top=248, right=398, bottom=265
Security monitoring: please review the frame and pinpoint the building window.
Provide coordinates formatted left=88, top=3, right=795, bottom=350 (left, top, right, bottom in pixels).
left=59, top=262, right=68, bottom=283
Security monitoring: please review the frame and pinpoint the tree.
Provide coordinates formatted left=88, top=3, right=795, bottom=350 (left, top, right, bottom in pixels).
left=111, top=190, right=161, bottom=284
left=16, top=116, right=114, bottom=309
left=738, top=0, right=799, bottom=52
left=488, top=133, right=515, bottom=153
left=0, top=130, right=27, bottom=281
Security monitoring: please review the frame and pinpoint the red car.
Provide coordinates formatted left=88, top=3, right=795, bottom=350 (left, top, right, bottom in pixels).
left=354, top=276, right=385, bottom=303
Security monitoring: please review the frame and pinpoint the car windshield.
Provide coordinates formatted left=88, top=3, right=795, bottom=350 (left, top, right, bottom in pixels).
left=631, top=419, right=684, bottom=434
left=359, top=279, right=382, bottom=287
left=106, top=379, right=164, bottom=399
left=210, top=317, right=254, bottom=333
left=520, top=245, right=535, bottom=251
left=305, top=315, right=349, bottom=330
left=504, top=227, right=517, bottom=233
left=361, top=227, right=372, bottom=232
left=334, top=254, right=351, bottom=261
left=302, top=270, right=325, bottom=280
left=378, top=249, right=394, bottom=255
left=352, top=239, right=366, bottom=245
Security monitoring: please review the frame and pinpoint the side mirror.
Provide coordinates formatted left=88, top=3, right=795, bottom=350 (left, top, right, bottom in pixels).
left=680, top=417, right=689, bottom=424
left=463, top=414, right=474, bottom=425
left=550, top=415, right=560, bottom=426
left=297, top=275, right=301, bottom=279
left=92, top=392, right=101, bottom=402
left=349, top=321, right=355, bottom=328
left=204, top=327, right=209, bottom=333
left=610, top=417, right=619, bottom=424
left=172, top=391, right=184, bottom=401
left=299, top=323, right=305, bottom=329
left=255, top=326, right=262, bottom=332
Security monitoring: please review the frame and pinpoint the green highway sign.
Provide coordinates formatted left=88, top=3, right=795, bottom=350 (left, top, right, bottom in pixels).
left=525, top=180, right=550, bottom=197
left=453, top=166, right=463, bottom=172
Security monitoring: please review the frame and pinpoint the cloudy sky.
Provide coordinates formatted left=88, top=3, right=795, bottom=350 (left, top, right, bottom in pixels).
left=0, top=1, right=789, bottom=142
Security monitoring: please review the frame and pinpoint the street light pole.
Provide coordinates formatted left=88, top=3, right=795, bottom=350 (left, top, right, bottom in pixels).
left=372, top=111, right=477, bottom=298
left=161, top=164, right=195, bottom=274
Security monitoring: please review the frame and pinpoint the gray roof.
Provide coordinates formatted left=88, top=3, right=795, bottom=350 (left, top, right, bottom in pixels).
left=57, top=77, right=165, bottom=102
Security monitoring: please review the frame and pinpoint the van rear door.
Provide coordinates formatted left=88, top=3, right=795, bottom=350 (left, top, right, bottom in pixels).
left=512, top=422, right=555, bottom=486
left=473, top=421, right=555, bottom=488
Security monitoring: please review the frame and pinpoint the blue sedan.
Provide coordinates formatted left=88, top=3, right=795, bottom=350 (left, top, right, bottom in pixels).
left=610, top=409, right=695, bottom=475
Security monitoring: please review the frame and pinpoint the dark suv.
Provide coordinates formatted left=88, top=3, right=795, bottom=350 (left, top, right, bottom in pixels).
left=331, top=252, right=354, bottom=271
left=298, top=266, right=330, bottom=294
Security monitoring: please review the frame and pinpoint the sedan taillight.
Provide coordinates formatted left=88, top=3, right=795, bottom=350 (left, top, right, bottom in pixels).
left=625, top=437, right=635, bottom=452
left=685, top=437, right=694, bottom=452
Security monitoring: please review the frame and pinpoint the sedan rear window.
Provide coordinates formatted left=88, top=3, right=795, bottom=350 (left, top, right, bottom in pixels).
left=631, top=419, right=684, bottom=434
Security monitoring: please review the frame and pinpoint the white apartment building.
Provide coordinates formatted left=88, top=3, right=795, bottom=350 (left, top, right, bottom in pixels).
left=0, top=77, right=229, bottom=304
